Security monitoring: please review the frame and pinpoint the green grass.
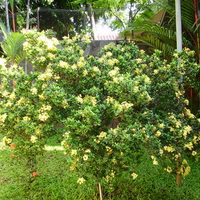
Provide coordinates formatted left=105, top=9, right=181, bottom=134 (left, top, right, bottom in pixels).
left=1, top=136, right=200, bottom=199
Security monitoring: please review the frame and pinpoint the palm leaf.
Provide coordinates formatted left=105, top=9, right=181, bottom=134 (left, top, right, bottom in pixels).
left=1, top=32, right=26, bottom=64
left=134, top=33, right=175, bottom=59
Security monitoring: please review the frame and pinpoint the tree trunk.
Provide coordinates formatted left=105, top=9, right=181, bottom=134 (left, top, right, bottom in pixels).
left=26, top=0, right=30, bottom=29
left=176, top=153, right=182, bottom=186
left=87, top=4, right=97, bottom=40
left=5, top=0, right=10, bottom=32
left=98, top=183, right=103, bottom=200
left=176, top=172, right=182, bottom=186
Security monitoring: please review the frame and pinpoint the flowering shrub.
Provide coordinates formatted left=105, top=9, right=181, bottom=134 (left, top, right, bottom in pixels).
left=0, top=29, right=200, bottom=186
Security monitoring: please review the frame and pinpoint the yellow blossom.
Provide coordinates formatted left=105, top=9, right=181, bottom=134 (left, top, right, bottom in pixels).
left=153, top=69, right=159, bottom=75
left=2, top=136, right=12, bottom=145
left=155, top=131, right=161, bottom=137
left=135, top=58, right=142, bottom=64
left=40, top=105, right=52, bottom=111
left=184, top=108, right=195, bottom=119
left=98, top=131, right=107, bottom=138
left=184, top=99, right=189, bottom=105
left=85, top=149, right=91, bottom=153
left=23, top=116, right=31, bottom=121
left=30, top=135, right=37, bottom=143
left=83, top=154, right=88, bottom=161
left=30, top=87, right=37, bottom=95
left=5, top=101, right=12, bottom=107
left=131, top=173, right=138, bottom=180
left=106, top=146, right=113, bottom=153
left=105, top=52, right=113, bottom=57
left=71, top=149, right=77, bottom=156
left=0, top=113, right=7, bottom=125
left=158, top=123, right=165, bottom=128
left=163, top=145, right=175, bottom=152
left=192, top=151, right=197, bottom=156
left=184, top=142, right=193, bottom=150
left=71, top=65, right=77, bottom=71
left=107, top=59, right=115, bottom=66
left=182, top=159, right=188, bottom=165
left=38, top=112, right=49, bottom=121
left=76, top=95, right=83, bottom=104
left=2, top=90, right=10, bottom=97
left=59, top=60, right=69, bottom=69
left=164, top=166, right=172, bottom=173
left=77, top=177, right=86, bottom=184
left=9, top=92, right=16, bottom=100
left=47, top=53, right=55, bottom=60
left=83, top=69, right=88, bottom=76
left=62, top=99, right=68, bottom=108
left=159, top=149, right=163, bottom=155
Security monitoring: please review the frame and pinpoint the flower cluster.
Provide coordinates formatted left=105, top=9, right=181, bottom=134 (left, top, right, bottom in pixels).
left=0, top=29, right=200, bottom=186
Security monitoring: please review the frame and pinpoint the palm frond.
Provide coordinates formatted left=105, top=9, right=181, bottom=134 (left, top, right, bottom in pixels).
left=1, top=32, right=26, bottom=64
left=134, top=33, right=175, bottom=59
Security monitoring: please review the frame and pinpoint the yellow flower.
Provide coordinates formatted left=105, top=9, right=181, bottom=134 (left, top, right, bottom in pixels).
left=155, top=131, right=161, bottom=137
left=83, top=69, right=88, bottom=76
left=40, top=105, right=52, bottom=111
left=77, top=177, right=86, bottom=184
left=105, top=52, right=112, bottom=57
left=107, top=59, right=115, bottom=66
left=159, top=149, right=163, bottom=155
left=9, top=92, right=16, bottom=100
left=85, top=149, right=91, bottom=153
left=153, top=160, right=158, bottom=165
left=144, top=75, right=151, bottom=84
left=30, top=87, right=38, bottom=95
left=47, top=53, right=55, bottom=60
left=184, top=99, right=189, bottom=105
left=71, top=65, right=77, bottom=71
left=5, top=101, right=12, bottom=107
left=61, top=140, right=68, bottom=148
left=93, top=66, right=101, bottom=74
left=158, top=123, right=165, bottom=128
left=59, top=60, right=69, bottom=69
left=106, top=146, right=113, bottom=153
left=2, top=136, right=12, bottom=145
left=62, top=99, right=68, bottom=108
left=38, top=70, right=52, bottom=81
left=0, top=113, right=7, bottom=125
left=30, top=135, right=37, bottom=143
left=98, top=131, right=107, bottom=138
left=192, top=151, right=197, bottom=156
left=23, top=116, right=31, bottom=121
left=83, top=154, right=88, bottom=161
left=184, top=142, right=193, bottom=150
left=153, top=69, right=159, bottom=75
left=163, top=145, right=175, bottom=152
left=164, top=166, right=172, bottom=173
left=76, top=95, right=83, bottom=104
left=135, top=58, right=142, bottom=64
left=38, top=112, right=49, bottom=121
left=71, top=149, right=77, bottom=156
left=131, top=173, right=138, bottom=180
left=2, top=90, right=10, bottom=97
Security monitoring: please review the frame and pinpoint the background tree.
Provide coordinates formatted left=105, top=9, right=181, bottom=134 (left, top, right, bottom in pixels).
left=124, top=0, right=200, bottom=60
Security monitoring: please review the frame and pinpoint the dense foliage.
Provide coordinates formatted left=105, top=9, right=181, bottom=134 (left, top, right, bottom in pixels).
left=0, top=29, right=200, bottom=188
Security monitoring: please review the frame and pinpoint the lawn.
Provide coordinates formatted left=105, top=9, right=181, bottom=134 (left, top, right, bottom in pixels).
left=1, top=135, right=200, bottom=200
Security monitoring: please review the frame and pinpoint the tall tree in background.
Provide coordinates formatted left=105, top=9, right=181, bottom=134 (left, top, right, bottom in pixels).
left=124, top=0, right=200, bottom=60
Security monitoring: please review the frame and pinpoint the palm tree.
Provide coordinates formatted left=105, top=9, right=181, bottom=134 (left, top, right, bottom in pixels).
left=124, top=0, right=199, bottom=60
left=0, top=22, right=25, bottom=65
